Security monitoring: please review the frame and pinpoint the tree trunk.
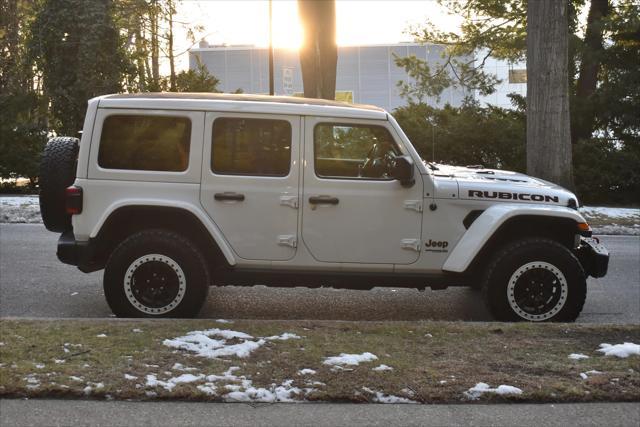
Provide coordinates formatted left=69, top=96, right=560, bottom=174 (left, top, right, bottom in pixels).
left=167, top=0, right=176, bottom=91
left=526, top=0, right=573, bottom=189
left=572, top=0, right=609, bottom=144
left=150, top=0, right=160, bottom=90
left=298, top=0, right=337, bottom=100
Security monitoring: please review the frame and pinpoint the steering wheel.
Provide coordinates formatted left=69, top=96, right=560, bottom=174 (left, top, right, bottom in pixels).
left=359, top=143, right=394, bottom=178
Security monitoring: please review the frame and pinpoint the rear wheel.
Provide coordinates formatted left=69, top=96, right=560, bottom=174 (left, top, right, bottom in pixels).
left=482, top=238, right=586, bottom=322
left=104, top=230, right=209, bottom=318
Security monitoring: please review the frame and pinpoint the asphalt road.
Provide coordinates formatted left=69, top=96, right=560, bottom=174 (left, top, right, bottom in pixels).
left=2, top=400, right=639, bottom=427
left=1, top=224, right=638, bottom=322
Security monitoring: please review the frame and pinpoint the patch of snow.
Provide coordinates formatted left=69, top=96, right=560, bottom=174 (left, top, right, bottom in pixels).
left=264, top=333, right=301, bottom=341
left=597, top=342, right=640, bottom=358
left=0, top=342, right=4, bottom=346
left=362, top=387, right=417, bottom=403
left=132, top=328, right=143, bottom=333
left=580, top=373, right=588, bottom=380
left=580, top=206, right=640, bottom=220
left=0, top=196, right=41, bottom=223
left=96, top=334, right=107, bottom=338
left=34, top=364, right=45, bottom=369
left=146, top=373, right=205, bottom=391
left=298, top=368, right=316, bottom=375
left=425, top=333, right=433, bottom=338
left=464, top=382, right=523, bottom=400
left=323, top=352, right=378, bottom=366
left=224, top=381, right=303, bottom=403
left=568, top=353, right=590, bottom=360
left=215, top=319, right=233, bottom=324
left=69, top=376, right=83, bottom=382
left=145, top=391, right=157, bottom=397
left=70, top=292, right=78, bottom=296
left=172, top=363, right=197, bottom=371
left=124, top=374, right=137, bottom=380
left=54, top=359, right=65, bottom=364
left=373, top=364, right=393, bottom=371
left=163, top=328, right=265, bottom=359
left=586, top=370, right=603, bottom=375
left=197, top=384, right=217, bottom=395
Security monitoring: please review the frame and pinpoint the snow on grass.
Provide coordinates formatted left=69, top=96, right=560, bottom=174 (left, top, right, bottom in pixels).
left=264, top=333, right=301, bottom=341
left=124, top=374, right=137, bottom=380
left=580, top=206, right=640, bottom=220
left=597, top=342, right=640, bottom=358
left=145, top=373, right=205, bottom=392
left=96, top=334, right=107, bottom=338
left=171, top=363, right=197, bottom=372
left=463, top=382, right=523, bottom=400
left=362, top=387, right=417, bottom=404
left=163, top=328, right=303, bottom=359
left=568, top=353, right=590, bottom=360
left=323, top=352, right=378, bottom=366
left=298, top=368, right=316, bottom=375
left=0, top=196, right=40, bottom=224
left=372, top=364, right=393, bottom=371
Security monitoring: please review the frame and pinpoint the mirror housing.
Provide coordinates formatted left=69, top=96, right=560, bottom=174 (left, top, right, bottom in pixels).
left=392, top=155, right=415, bottom=187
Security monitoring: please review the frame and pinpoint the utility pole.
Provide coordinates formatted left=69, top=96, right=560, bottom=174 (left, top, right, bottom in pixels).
left=268, top=0, right=275, bottom=96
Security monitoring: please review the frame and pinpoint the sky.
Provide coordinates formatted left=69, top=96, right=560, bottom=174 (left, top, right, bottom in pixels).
left=172, top=0, right=460, bottom=71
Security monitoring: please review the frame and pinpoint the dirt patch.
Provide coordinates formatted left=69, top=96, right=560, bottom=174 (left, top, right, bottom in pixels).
left=0, top=319, right=638, bottom=403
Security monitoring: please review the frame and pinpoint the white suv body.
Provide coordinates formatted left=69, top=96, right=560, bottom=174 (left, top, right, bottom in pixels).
left=41, top=93, right=609, bottom=321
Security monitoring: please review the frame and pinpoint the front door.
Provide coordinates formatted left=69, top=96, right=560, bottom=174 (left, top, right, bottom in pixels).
left=200, top=112, right=301, bottom=261
left=301, top=117, right=423, bottom=264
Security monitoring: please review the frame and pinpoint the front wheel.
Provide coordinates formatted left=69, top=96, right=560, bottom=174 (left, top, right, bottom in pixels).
left=104, top=230, right=209, bottom=318
left=482, top=238, right=586, bottom=322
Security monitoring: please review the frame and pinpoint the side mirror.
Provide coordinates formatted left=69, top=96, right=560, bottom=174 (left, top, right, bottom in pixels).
left=392, top=155, right=415, bottom=187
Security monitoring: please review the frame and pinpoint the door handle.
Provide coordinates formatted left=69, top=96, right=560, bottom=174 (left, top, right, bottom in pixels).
left=214, top=192, right=245, bottom=202
left=309, top=195, right=339, bottom=205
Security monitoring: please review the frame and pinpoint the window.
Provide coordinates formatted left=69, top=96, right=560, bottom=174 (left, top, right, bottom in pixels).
left=314, top=123, right=400, bottom=179
left=98, top=115, right=191, bottom=172
left=212, top=118, right=291, bottom=176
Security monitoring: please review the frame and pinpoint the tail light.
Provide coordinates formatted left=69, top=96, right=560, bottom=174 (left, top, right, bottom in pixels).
left=65, top=186, right=83, bottom=215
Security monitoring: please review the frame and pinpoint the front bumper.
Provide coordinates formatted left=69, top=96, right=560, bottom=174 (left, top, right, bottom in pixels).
left=576, top=237, right=609, bottom=278
left=57, top=230, right=99, bottom=273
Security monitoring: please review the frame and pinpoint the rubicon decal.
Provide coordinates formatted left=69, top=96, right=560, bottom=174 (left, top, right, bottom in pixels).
left=425, top=239, right=449, bottom=253
left=468, top=190, right=559, bottom=203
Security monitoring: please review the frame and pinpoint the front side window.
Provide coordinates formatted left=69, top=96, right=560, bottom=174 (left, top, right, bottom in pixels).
left=314, top=123, right=400, bottom=179
left=212, top=117, right=291, bottom=176
left=98, top=115, right=191, bottom=172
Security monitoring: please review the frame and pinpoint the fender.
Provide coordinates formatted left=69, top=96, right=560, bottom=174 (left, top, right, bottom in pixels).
left=442, top=204, right=587, bottom=273
left=90, top=198, right=237, bottom=266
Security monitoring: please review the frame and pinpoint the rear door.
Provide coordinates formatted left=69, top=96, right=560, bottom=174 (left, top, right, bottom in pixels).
left=200, top=112, right=301, bottom=261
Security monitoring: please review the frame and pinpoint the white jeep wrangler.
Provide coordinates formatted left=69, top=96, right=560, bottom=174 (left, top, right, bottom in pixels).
left=39, top=93, right=609, bottom=321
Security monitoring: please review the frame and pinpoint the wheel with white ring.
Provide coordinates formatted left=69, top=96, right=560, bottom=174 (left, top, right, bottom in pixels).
left=482, top=238, right=586, bottom=322
left=104, top=230, right=209, bottom=318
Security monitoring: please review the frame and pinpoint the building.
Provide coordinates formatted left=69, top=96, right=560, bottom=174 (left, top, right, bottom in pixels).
left=189, top=42, right=526, bottom=111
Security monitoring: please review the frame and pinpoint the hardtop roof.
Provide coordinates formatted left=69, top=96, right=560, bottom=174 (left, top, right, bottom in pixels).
left=105, top=92, right=384, bottom=112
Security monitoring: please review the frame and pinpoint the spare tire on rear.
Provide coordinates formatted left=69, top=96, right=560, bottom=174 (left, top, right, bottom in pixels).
left=39, top=136, right=80, bottom=232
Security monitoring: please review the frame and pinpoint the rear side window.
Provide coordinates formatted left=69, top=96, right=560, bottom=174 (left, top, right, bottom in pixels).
left=211, top=117, right=291, bottom=176
left=98, top=115, right=191, bottom=172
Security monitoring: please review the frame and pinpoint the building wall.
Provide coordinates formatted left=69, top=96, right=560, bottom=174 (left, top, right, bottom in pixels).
left=189, top=43, right=525, bottom=111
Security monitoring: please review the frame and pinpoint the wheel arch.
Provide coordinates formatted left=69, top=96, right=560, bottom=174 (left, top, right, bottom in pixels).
left=89, top=203, right=236, bottom=271
left=443, top=204, right=586, bottom=274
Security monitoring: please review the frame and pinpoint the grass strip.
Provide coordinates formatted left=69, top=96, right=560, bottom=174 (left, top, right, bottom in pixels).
left=0, top=319, right=638, bottom=403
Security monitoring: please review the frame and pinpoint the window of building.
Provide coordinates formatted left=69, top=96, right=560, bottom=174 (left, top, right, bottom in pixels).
left=98, top=115, right=191, bottom=172
left=212, top=117, right=291, bottom=176
left=314, top=123, right=400, bottom=179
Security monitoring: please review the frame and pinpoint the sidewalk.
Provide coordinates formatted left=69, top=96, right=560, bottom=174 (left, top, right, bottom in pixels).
left=2, top=399, right=639, bottom=427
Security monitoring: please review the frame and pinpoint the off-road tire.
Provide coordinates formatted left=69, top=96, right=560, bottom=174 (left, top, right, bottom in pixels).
left=39, top=136, right=80, bottom=232
left=104, top=230, right=210, bottom=318
left=482, top=238, right=586, bottom=322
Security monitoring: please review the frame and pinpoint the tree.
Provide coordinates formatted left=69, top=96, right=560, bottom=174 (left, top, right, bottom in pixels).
left=0, top=0, right=48, bottom=184
left=298, top=0, right=337, bottom=99
left=174, top=59, right=220, bottom=92
left=29, top=0, right=127, bottom=135
left=526, top=0, right=573, bottom=188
